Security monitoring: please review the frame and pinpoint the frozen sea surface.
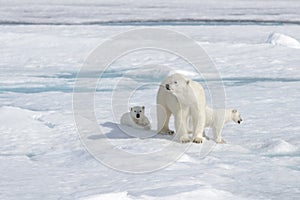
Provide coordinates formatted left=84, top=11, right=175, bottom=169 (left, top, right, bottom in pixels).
left=0, top=1, right=300, bottom=200
left=1, top=0, right=300, bottom=25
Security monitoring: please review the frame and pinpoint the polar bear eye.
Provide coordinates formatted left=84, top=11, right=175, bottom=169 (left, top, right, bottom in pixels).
left=134, top=110, right=136, bottom=112
left=174, top=81, right=177, bottom=84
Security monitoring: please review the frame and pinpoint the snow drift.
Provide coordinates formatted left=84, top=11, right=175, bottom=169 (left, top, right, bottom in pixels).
left=266, top=32, right=300, bottom=49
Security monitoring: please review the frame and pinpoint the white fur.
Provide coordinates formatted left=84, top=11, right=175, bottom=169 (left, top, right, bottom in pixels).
left=157, top=73, right=206, bottom=143
left=120, top=106, right=151, bottom=130
left=204, top=107, right=242, bottom=143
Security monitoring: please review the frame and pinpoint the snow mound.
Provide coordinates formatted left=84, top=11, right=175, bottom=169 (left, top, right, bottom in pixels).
left=0, top=106, right=52, bottom=131
left=263, top=139, right=297, bottom=154
left=81, top=188, right=244, bottom=200
left=266, top=33, right=300, bottom=49
left=81, top=192, right=131, bottom=200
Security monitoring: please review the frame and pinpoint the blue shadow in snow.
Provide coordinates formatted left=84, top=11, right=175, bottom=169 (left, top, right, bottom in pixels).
left=88, top=122, right=174, bottom=141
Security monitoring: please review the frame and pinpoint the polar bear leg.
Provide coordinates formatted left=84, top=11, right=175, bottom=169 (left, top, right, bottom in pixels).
left=157, top=104, right=173, bottom=134
left=192, top=121, right=205, bottom=143
left=213, top=127, right=225, bottom=143
left=174, top=109, right=190, bottom=143
left=191, top=110, right=205, bottom=143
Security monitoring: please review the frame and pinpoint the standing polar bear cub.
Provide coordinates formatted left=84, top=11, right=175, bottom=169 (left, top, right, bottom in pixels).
left=204, top=107, right=242, bottom=143
left=157, top=73, right=206, bottom=143
left=121, top=106, right=151, bottom=130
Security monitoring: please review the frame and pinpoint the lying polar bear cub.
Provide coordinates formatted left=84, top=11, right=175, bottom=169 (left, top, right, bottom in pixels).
left=120, top=106, right=151, bottom=130
left=203, top=107, right=242, bottom=143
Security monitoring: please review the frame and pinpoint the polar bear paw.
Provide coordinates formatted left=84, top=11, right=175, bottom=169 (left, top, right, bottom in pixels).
left=180, top=135, right=190, bottom=143
left=193, top=137, right=203, bottom=144
left=159, top=129, right=174, bottom=135
left=216, top=138, right=226, bottom=144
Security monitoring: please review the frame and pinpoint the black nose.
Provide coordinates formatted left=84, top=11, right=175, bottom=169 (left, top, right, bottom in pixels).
left=166, top=84, right=170, bottom=90
left=136, top=114, right=140, bottom=118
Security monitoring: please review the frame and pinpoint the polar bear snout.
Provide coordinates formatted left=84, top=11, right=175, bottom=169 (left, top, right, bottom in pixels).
left=165, top=84, right=170, bottom=90
left=136, top=113, right=140, bottom=119
left=235, top=117, right=242, bottom=124
left=238, top=118, right=243, bottom=124
left=236, top=116, right=242, bottom=124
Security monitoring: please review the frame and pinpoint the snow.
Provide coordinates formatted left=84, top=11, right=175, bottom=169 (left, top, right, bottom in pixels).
left=82, top=189, right=247, bottom=200
left=1, top=1, right=300, bottom=200
left=81, top=192, right=131, bottom=200
left=266, top=32, right=300, bottom=49
left=1, top=0, right=300, bottom=25
left=261, top=139, right=298, bottom=154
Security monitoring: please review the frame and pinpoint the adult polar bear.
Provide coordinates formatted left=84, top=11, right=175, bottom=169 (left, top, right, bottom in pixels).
left=157, top=73, right=206, bottom=143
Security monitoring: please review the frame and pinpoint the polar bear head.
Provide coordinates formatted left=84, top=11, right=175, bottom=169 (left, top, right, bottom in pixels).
left=231, top=109, right=242, bottom=124
left=162, top=73, right=190, bottom=95
left=130, top=106, right=145, bottom=120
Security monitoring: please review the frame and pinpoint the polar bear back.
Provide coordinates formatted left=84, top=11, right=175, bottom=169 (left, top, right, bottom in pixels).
left=205, top=107, right=232, bottom=128
left=120, top=112, right=133, bottom=125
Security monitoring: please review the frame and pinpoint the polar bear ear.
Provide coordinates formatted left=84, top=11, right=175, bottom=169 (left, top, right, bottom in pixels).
left=130, top=107, right=133, bottom=111
left=186, top=80, right=190, bottom=85
left=142, top=106, right=145, bottom=110
left=232, top=109, right=237, bottom=113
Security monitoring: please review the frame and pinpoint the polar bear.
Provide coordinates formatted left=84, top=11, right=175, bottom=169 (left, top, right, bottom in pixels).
left=120, top=106, right=151, bottom=130
left=157, top=73, right=206, bottom=143
left=204, top=107, right=242, bottom=143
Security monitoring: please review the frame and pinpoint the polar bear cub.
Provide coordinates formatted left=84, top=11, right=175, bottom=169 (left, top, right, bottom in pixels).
left=205, top=107, right=242, bottom=143
left=120, top=106, right=151, bottom=130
